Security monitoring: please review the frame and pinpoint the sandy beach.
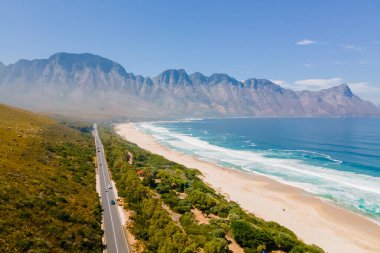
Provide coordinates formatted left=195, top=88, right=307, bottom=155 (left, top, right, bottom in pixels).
left=115, top=123, right=380, bottom=253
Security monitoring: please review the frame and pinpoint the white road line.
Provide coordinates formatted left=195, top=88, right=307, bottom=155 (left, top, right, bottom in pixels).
left=97, top=136, right=119, bottom=253
left=99, top=142, right=129, bottom=252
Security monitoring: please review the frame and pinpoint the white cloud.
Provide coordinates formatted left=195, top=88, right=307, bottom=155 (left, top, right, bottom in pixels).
left=304, top=63, right=314, bottom=68
left=296, top=39, right=317, bottom=46
left=293, top=78, right=343, bottom=91
left=350, top=82, right=372, bottom=90
left=273, top=78, right=343, bottom=91
left=334, top=60, right=369, bottom=65
left=349, top=82, right=380, bottom=104
left=270, top=80, right=288, bottom=86
left=341, top=44, right=364, bottom=51
left=334, top=61, right=347, bottom=65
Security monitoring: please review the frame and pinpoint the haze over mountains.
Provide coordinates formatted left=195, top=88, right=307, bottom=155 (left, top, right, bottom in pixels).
left=0, top=52, right=379, bottom=119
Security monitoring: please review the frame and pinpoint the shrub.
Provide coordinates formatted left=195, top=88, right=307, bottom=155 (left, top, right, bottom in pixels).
left=204, top=238, right=229, bottom=253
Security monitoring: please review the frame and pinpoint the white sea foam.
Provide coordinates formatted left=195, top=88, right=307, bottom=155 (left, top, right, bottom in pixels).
left=281, top=149, right=343, bottom=164
left=136, top=122, right=380, bottom=220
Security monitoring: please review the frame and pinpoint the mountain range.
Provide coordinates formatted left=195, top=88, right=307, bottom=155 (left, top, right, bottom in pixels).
left=0, top=52, right=379, bottom=119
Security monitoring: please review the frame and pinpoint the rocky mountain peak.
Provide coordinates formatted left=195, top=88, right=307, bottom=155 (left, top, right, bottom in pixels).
left=189, top=72, right=208, bottom=84
left=208, top=73, right=239, bottom=85
left=320, top=83, right=353, bottom=97
left=244, top=78, right=283, bottom=92
left=1, top=52, right=379, bottom=118
left=336, top=83, right=353, bottom=97
left=154, top=69, right=192, bottom=86
left=49, top=52, right=128, bottom=77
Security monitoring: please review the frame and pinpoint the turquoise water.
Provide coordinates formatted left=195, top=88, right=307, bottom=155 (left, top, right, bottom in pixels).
left=135, top=118, right=380, bottom=223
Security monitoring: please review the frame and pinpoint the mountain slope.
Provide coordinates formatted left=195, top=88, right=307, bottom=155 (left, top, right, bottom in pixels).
left=0, top=52, right=379, bottom=118
left=0, top=53, right=163, bottom=119
left=297, top=84, right=379, bottom=116
left=0, top=104, right=102, bottom=252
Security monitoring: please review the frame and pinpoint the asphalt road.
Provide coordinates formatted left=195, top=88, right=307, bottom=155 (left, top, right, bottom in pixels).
left=93, top=124, right=130, bottom=253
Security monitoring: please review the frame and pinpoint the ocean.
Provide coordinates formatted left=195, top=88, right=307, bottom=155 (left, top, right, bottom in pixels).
left=134, top=118, right=380, bottom=224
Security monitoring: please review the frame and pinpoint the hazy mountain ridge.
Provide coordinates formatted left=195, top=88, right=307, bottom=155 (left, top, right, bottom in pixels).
left=0, top=52, right=379, bottom=118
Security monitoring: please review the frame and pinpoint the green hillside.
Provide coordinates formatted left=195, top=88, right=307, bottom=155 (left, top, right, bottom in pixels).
left=0, top=104, right=102, bottom=252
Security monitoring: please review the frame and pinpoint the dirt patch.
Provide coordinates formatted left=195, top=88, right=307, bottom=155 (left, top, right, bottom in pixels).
left=119, top=198, right=143, bottom=252
left=127, top=151, right=133, bottom=164
left=162, top=203, right=183, bottom=228
left=177, top=192, right=187, bottom=199
left=226, top=235, right=244, bottom=253
left=124, top=209, right=143, bottom=252
left=192, top=208, right=211, bottom=224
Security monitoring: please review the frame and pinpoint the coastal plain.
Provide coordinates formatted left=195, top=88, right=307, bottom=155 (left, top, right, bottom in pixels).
left=116, top=123, right=380, bottom=253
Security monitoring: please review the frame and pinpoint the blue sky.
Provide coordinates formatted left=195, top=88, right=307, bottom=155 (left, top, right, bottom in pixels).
left=1, top=0, right=380, bottom=103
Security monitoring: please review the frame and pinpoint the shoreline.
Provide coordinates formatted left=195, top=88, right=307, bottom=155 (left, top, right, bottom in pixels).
left=115, top=123, right=380, bottom=253
left=240, top=167, right=380, bottom=228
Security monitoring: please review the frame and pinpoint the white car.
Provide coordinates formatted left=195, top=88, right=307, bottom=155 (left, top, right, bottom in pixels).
left=108, top=184, right=113, bottom=189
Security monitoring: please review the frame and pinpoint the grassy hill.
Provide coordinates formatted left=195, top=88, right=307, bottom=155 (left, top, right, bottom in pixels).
left=0, top=104, right=102, bottom=252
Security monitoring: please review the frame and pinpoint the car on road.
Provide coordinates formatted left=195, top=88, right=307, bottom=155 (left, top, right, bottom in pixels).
left=110, top=200, right=116, bottom=205
left=108, top=184, right=112, bottom=189
left=105, top=189, right=108, bottom=192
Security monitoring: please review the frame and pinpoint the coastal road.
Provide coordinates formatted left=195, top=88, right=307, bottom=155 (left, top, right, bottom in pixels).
left=93, top=124, right=130, bottom=253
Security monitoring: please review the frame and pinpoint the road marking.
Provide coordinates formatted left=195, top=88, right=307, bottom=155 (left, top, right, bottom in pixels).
left=96, top=135, right=119, bottom=253
left=100, top=142, right=130, bottom=253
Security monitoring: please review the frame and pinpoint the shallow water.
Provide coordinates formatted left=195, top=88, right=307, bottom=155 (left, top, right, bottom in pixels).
left=135, top=118, right=380, bottom=223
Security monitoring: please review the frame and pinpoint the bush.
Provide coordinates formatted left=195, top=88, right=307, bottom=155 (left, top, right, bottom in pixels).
left=204, top=238, right=229, bottom=253
left=188, top=190, right=218, bottom=213
left=275, top=232, right=297, bottom=251
left=231, top=220, right=275, bottom=251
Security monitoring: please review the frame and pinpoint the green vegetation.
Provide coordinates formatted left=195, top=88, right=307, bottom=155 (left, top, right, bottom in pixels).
left=0, top=104, right=102, bottom=252
left=100, top=126, right=325, bottom=253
